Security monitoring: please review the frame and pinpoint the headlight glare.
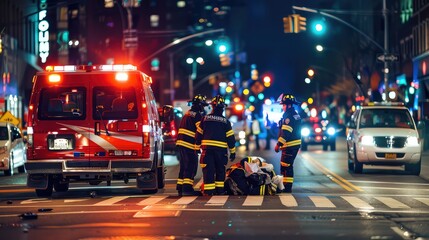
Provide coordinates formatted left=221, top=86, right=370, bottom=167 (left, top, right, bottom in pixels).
left=407, top=136, right=419, bottom=146
left=301, top=128, right=311, bottom=137
left=327, top=127, right=336, bottom=135
left=360, top=136, right=374, bottom=145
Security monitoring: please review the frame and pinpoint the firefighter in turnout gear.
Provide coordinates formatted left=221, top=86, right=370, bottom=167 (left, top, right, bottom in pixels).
left=196, top=95, right=236, bottom=195
left=176, top=94, right=208, bottom=196
left=274, top=93, right=302, bottom=193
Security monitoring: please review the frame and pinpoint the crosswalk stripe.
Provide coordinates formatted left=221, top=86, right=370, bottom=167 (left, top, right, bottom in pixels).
left=309, top=196, right=336, bottom=208
left=93, top=196, right=128, bottom=206
left=205, top=196, right=229, bottom=206
left=137, top=196, right=167, bottom=206
left=414, top=198, right=429, bottom=206
left=375, top=197, right=410, bottom=209
left=243, top=196, right=264, bottom=206
left=172, top=196, right=198, bottom=205
left=279, top=194, right=298, bottom=207
left=341, top=196, right=374, bottom=209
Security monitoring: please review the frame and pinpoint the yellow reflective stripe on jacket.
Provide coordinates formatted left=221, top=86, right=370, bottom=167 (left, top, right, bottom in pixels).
left=229, top=147, right=236, bottom=154
left=204, top=183, right=216, bottom=190
left=201, top=140, right=228, bottom=148
left=196, top=125, right=203, bottom=134
left=178, top=128, right=195, bottom=138
left=260, top=185, right=265, bottom=195
left=286, top=139, right=301, bottom=147
left=183, top=178, right=194, bottom=185
left=176, top=140, right=196, bottom=150
left=283, top=177, right=294, bottom=183
left=278, top=137, right=286, bottom=145
left=176, top=179, right=183, bottom=185
left=281, top=125, right=293, bottom=132
left=215, top=181, right=224, bottom=187
left=226, top=129, right=234, bottom=137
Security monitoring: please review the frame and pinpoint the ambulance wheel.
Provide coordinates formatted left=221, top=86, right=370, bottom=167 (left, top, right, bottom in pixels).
left=4, top=155, right=14, bottom=176
left=35, top=176, right=53, bottom=197
left=54, top=182, right=69, bottom=192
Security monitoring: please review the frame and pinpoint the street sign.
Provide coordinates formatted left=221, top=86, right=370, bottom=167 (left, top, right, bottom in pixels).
left=377, top=54, right=399, bottom=62
left=0, top=111, right=20, bottom=126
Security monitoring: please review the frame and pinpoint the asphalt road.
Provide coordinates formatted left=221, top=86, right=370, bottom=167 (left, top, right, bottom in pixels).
left=1, top=137, right=429, bottom=239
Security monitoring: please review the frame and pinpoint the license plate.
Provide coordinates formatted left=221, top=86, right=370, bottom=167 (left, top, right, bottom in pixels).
left=385, top=153, right=397, bottom=159
left=114, top=150, right=124, bottom=156
left=53, top=138, right=69, bottom=150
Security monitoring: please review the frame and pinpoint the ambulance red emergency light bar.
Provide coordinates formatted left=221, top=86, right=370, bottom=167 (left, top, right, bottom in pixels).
left=43, top=64, right=152, bottom=83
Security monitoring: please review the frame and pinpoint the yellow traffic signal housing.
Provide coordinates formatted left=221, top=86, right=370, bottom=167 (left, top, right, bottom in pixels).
left=219, top=53, right=230, bottom=67
left=283, top=16, right=293, bottom=33
left=292, top=14, right=306, bottom=33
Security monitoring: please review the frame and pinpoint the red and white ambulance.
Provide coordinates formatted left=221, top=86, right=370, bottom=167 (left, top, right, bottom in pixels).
left=25, top=64, right=168, bottom=197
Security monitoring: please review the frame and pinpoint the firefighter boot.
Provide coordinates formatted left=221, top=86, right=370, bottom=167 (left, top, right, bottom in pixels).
left=283, top=183, right=293, bottom=193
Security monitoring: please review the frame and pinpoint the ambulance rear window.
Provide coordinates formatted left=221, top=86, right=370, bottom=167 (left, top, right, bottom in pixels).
left=93, top=87, right=138, bottom=120
left=38, top=87, right=86, bottom=120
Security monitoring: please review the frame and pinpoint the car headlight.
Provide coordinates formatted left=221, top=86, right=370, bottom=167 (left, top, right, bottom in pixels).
left=301, top=128, right=310, bottom=137
left=360, top=136, right=374, bottom=145
left=406, top=136, right=419, bottom=147
left=327, top=127, right=336, bottom=136
left=238, top=130, right=246, bottom=139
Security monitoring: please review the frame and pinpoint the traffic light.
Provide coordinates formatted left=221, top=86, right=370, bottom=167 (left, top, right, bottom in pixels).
left=217, top=39, right=230, bottom=54
left=219, top=53, right=231, bottom=67
left=292, top=14, right=306, bottom=33
left=151, top=58, right=160, bottom=71
left=283, top=16, right=293, bottom=33
left=307, top=68, right=315, bottom=77
left=311, top=19, right=326, bottom=35
left=251, top=64, right=258, bottom=80
left=263, top=75, right=271, bottom=87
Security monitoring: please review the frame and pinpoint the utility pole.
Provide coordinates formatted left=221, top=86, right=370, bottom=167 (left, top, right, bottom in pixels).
left=383, top=0, right=389, bottom=101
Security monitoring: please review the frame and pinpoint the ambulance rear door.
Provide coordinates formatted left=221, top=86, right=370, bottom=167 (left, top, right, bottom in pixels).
left=34, top=73, right=90, bottom=165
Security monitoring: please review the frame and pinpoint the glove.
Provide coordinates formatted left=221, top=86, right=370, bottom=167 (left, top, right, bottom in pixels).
left=274, top=144, right=280, bottom=153
left=229, top=153, right=236, bottom=162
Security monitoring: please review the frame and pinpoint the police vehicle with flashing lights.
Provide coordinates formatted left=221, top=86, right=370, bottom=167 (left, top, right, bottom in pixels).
left=25, top=64, right=170, bottom=197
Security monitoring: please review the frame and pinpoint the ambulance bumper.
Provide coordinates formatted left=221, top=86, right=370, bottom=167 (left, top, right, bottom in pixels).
left=25, top=159, right=153, bottom=175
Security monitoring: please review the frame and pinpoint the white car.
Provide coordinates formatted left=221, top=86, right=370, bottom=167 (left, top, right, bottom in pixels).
left=0, top=122, right=27, bottom=176
left=346, top=102, right=423, bottom=175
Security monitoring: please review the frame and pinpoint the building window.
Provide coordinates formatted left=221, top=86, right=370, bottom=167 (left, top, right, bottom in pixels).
left=150, top=15, right=159, bottom=27
left=104, top=0, right=114, bottom=8
left=177, top=1, right=186, bottom=8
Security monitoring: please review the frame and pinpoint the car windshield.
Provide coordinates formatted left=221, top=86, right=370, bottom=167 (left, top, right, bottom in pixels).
left=0, top=127, right=8, bottom=140
left=359, top=108, right=414, bottom=129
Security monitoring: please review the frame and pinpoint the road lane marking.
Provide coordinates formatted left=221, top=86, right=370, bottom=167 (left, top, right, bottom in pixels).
left=93, top=196, right=128, bottom=206
left=172, top=196, right=198, bottom=205
left=309, top=196, right=336, bottom=208
left=279, top=194, right=298, bottom=207
left=64, top=199, right=88, bottom=203
left=341, top=196, right=374, bottom=209
left=205, top=196, right=228, bottom=206
left=0, top=188, right=33, bottom=193
left=40, top=222, right=151, bottom=228
left=21, top=198, right=52, bottom=204
left=242, top=196, right=263, bottom=206
left=375, top=197, right=410, bottom=209
left=137, top=196, right=167, bottom=205
left=135, top=205, right=184, bottom=218
left=302, top=153, right=363, bottom=192
left=414, top=198, right=429, bottom=206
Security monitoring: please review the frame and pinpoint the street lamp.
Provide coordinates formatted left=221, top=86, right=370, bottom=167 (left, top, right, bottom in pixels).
left=187, top=57, right=204, bottom=98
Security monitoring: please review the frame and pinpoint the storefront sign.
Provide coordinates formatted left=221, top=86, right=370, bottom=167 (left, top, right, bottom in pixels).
left=38, top=0, right=49, bottom=63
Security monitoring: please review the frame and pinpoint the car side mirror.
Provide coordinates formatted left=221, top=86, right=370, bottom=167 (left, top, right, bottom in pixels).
left=159, top=105, right=174, bottom=123
left=347, top=121, right=356, bottom=129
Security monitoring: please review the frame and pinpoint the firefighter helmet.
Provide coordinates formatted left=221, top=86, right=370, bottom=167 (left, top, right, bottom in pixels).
left=277, top=93, right=300, bottom=105
left=210, top=95, right=227, bottom=108
left=188, top=94, right=209, bottom=107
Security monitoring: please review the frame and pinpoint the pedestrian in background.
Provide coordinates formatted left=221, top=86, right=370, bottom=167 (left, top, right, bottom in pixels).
left=251, top=113, right=261, bottom=150
left=196, top=95, right=236, bottom=196
left=176, top=94, right=208, bottom=196
left=274, top=93, right=302, bottom=193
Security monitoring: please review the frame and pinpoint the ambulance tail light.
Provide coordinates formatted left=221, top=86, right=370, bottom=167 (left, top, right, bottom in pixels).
left=27, top=126, right=34, bottom=147
left=49, top=74, right=61, bottom=83
left=142, top=124, right=150, bottom=158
